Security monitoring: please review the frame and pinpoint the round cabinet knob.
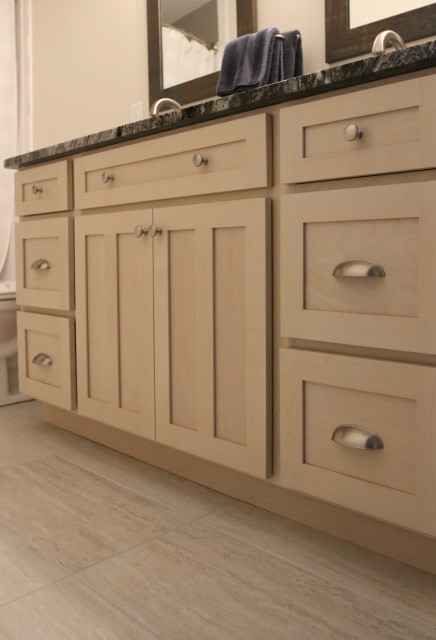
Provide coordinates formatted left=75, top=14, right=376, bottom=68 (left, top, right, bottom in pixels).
left=192, top=152, right=208, bottom=167
left=101, top=171, right=115, bottom=184
left=31, top=184, right=43, bottom=196
left=148, top=224, right=162, bottom=238
left=343, top=124, right=363, bottom=142
left=133, top=225, right=148, bottom=238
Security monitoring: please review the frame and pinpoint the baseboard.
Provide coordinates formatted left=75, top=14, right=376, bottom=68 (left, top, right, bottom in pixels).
left=42, top=403, right=436, bottom=575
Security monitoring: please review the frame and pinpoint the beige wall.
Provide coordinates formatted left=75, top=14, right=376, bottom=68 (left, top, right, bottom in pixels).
left=29, top=0, right=432, bottom=149
left=31, top=0, right=148, bottom=149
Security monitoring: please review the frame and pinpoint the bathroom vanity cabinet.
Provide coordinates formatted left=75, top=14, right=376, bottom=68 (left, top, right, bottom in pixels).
left=10, top=65, right=436, bottom=572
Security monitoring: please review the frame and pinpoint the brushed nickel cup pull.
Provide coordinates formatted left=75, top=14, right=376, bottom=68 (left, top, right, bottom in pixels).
left=32, top=352, right=53, bottom=367
left=148, top=224, right=162, bottom=238
left=333, top=260, right=385, bottom=278
left=31, top=184, right=43, bottom=195
left=332, top=425, right=384, bottom=450
left=101, top=171, right=114, bottom=184
left=192, top=152, right=208, bottom=167
left=30, top=259, right=51, bottom=271
left=343, top=124, right=363, bottom=142
left=133, top=225, right=149, bottom=238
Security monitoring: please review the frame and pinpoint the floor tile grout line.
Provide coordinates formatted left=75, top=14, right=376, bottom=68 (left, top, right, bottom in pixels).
left=196, top=510, right=436, bottom=630
left=0, top=575, right=68, bottom=610
left=71, top=573, right=166, bottom=640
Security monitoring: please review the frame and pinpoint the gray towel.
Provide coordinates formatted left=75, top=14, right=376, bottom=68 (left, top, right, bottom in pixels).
left=282, top=30, right=303, bottom=78
left=216, top=27, right=280, bottom=96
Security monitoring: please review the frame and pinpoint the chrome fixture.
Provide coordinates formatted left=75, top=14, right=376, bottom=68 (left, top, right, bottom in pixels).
left=332, top=425, right=384, bottom=450
left=148, top=224, right=162, bottom=237
left=30, top=259, right=51, bottom=271
left=32, top=352, right=53, bottom=367
left=372, top=30, right=406, bottom=55
left=150, top=98, right=182, bottom=115
left=133, top=225, right=148, bottom=238
left=101, top=171, right=114, bottom=184
left=31, top=184, right=43, bottom=196
left=193, top=152, right=208, bottom=167
left=332, top=260, right=385, bottom=278
left=343, top=123, right=362, bottom=142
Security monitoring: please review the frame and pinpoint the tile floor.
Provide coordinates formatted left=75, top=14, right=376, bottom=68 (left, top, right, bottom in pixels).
left=0, top=400, right=435, bottom=639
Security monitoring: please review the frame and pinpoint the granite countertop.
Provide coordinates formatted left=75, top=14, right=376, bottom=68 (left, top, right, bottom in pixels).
left=5, top=40, right=436, bottom=170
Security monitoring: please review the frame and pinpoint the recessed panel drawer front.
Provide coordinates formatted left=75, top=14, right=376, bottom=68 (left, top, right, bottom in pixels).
left=280, top=75, right=436, bottom=183
left=15, top=218, right=74, bottom=310
left=17, top=312, right=76, bottom=410
left=15, top=160, right=73, bottom=216
left=279, top=349, right=436, bottom=535
left=74, top=114, right=271, bottom=209
left=280, top=183, right=436, bottom=353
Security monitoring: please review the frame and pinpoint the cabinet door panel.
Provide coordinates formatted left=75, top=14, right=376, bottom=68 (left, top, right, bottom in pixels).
left=154, top=199, right=272, bottom=478
left=75, top=210, right=154, bottom=438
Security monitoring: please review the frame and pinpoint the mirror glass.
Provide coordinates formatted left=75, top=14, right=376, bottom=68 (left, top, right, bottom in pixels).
left=161, top=0, right=237, bottom=89
left=349, top=0, right=432, bottom=29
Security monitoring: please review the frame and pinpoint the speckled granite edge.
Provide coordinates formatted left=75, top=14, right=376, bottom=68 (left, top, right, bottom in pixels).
left=5, top=40, right=436, bottom=169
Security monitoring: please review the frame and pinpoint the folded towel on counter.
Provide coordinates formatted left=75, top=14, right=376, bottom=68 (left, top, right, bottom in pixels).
left=216, top=27, right=280, bottom=96
left=282, top=30, right=303, bottom=78
left=216, top=27, right=303, bottom=96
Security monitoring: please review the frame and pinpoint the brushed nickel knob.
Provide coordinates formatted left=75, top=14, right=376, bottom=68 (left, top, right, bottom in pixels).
left=133, top=225, right=148, bottom=238
left=193, top=152, right=208, bottom=167
left=30, top=258, right=51, bottom=270
left=101, top=171, right=114, bottom=183
left=148, top=224, right=162, bottom=237
left=343, top=124, right=363, bottom=142
left=32, top=352, right=53, bottom=366
left=31, top=184, right=43, bottom=195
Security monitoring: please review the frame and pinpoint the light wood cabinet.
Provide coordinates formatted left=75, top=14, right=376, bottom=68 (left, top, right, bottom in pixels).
left=280, top=349, right=436, bottom=536
left=15, top=160, right=73, bottom=216
left=74, top=200, right=272, bottom=478
left=154, top=199, right=272, bottom=478
left=75, top=210, right=155, bottom=439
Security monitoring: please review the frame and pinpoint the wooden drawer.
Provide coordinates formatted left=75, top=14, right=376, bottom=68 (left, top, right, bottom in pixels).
left=281, top=183, right=436, bottom=353
left=17, top=312, right=76, bottom=410
left=16, top=218, right=74, bottom=311
left=279, top=349, right=436, bottom=535
left=280, top=75, right=436, bottom=183
left=74, top=114, right=271, bottom=209
left=15, top=160, right=73, bottom=216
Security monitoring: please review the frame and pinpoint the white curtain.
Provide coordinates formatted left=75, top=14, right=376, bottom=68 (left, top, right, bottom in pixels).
left=0, top=0, right=17, bottom=278
left=162, top=25, right=216, bottom=89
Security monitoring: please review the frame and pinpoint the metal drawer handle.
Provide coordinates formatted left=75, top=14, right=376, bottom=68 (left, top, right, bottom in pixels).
left=32, top=352, right=53, bottom=367
left=343, top=124, right=363, bottom=142
left=332, top=425, right=384, bottom=450
left=101, top=171, right=114, bottom=184
left=193, top=152, right=208, bottom=167
left=148, top=224, right=162, bottom=237
left=333, top=260, right=385, bottom=278
left=31, top=184, right=43, bottom=196
left=133, top=225, right=149, bottom=238
left=30, top=259, right=51, bottom=271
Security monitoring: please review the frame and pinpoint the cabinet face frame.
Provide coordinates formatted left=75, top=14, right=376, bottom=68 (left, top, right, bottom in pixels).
left=281, top=182, right=436, bottom=354
left=75, top=209, right=155, bottom=439
left=280, top=349, right=436, bottom=536
left=154, top=198, right=272, bottom=478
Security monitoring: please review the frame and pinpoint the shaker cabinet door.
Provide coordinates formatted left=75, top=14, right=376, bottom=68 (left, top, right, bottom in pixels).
left=153, top=198, right=272, bottom=478
left=75, top=210, right=155, bottom=438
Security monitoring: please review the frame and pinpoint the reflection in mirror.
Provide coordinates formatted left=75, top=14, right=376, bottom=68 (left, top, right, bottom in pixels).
left=161, top=0, right=237, bottom=89
left=147, top=0, right=257, bottom=108
left=349, top=0, right=432, bottom=29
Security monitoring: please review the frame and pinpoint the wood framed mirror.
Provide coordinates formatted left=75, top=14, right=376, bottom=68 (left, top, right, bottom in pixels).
left=325, top=0, right=436, bottom=63
left=147, top=0, right=257, bottom=108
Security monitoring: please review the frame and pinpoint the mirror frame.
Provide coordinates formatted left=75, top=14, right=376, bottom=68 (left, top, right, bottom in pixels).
left=147, top=0, right=257, bottom=108
left=325, top=0, right=436, bottom=63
